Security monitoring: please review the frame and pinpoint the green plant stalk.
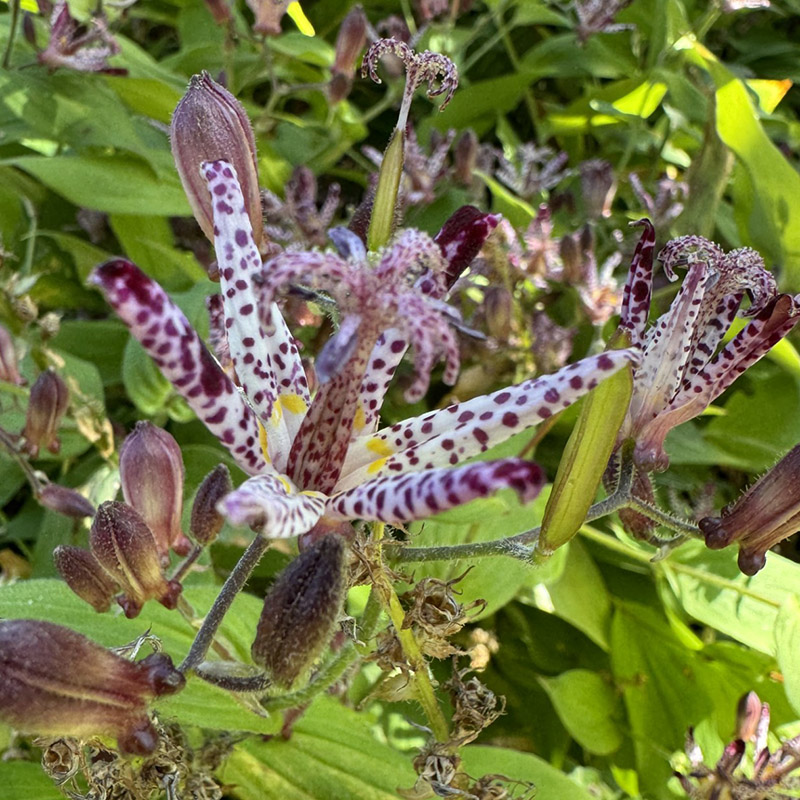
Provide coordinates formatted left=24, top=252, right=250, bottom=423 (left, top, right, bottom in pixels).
left=372, top=523, right=449, bottom=741
left=367, top=128, right=405, bottom=252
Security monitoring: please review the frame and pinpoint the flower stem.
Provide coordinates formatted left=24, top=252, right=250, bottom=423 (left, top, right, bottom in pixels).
left=180, top=534, right=271, bottom=673
left=372, top=523, right=449, bottom=742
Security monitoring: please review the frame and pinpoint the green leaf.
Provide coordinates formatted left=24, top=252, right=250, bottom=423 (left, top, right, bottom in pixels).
left=539, top=670, right=623, bottom=755
left=6, top=155, right=190, bottom=216
left=460, top=745, right=594, bottom=800
left=776, top=595, right=800, bottom=716
left=1, top=762, right=64, bottom=800
left=221, top=697, right=415, bottom=800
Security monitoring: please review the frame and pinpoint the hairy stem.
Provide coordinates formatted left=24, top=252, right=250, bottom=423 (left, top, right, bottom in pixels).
left=180, top=534, right=271, bottom=673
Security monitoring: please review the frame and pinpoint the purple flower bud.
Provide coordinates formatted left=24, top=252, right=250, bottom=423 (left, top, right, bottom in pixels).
left=699, top=443, right=800, bottom=575
left=579, top=159, right=616, bottom=220
left=329, top=6, right=367, bottom=102
left=171, top=72, right=263, bottom=247
left=0, top=324, right=24, bottom=385
left=190, top=464, right=232, bottom=545
left=120, top=421, right=186, bottom=560
left=53, top=545, right=118, bottom=613
left=22, top=369, right=69, bottom=458
left=202, top=0, right=232, bottom=25
left=454, top=129, right=478, bottom=186
left=434, top=206, right=501, bottom=288
left=244, top=0, right=290, bottom=35
left=39, top=484, right=96, bottom=518
left=0, top=620, right=184, bottom=754
left=90, top=501, right=182, bottom=618
left=251, top=535, right=347, bottom=688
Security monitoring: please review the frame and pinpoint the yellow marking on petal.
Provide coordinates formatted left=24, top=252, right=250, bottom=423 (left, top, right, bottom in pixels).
left=276, top=474, right=294, bottom=494
left=300, top=490, right=327, bottom=502
left=258, top=422, right=271, bottom=462
left=287, top=2, right=315, bottom=35
left=366, top=438, right=394, bottom=458
left=270, top=398, right=283, bottom=424
left=353, top=405, right=366, bottom=433
left=367, top=457, right=388, bottom=474
left=280, top=392, right=307, bottom=415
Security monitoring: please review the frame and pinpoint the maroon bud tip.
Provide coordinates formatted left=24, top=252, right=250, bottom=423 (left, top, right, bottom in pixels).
left=699, top=516, right=732, bottom=549
left=138, top=652, right=187, bottom=696
left=738, top=548, right=767, bottom=576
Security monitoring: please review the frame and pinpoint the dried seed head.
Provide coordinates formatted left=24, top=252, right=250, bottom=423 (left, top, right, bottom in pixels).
left=120, top=421, right=186, bottom=560
left=54, top=545, right=118, bottom=613
left=39, top=484, right=96, bottom=518
left=0, top=324, right=24, bottom=385
left=171, top=72, right=263, bottom=246
left=0, top=620, right=184, bottom=755
left=190, top=464, right=232, bottom=545
left=90, top=501, right=182, bottom=618
left=447, top=668, right=505, bottom=742
left=22, top=368, right=69, bottom=457
left=251, top=535, right=347, bottom=688
left=39, top=738, right=81, bottom=785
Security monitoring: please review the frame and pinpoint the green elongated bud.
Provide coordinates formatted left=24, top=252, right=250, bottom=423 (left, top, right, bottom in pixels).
left=251, top=535, right=347, bottom=689
left=537, top=354, right=634, bottom=558
left=367, top=128, right=405, bottom=252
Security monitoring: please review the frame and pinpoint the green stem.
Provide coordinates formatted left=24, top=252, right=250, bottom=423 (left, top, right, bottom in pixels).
left=2, top=0, right=19, bottom=69
left=626, top=496, right=700, bottom=537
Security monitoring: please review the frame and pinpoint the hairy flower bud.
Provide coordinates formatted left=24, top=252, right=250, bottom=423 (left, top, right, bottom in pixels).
left=171, top=72, right=262, bottom=247
left=0, top=324, right=24, bottom=385
left=54, top=545, right=118, bottom=613
left=39, top=484, right=96, bottom=518
left=251, top=534, right=347, bottom=688
left=90, top=501, right=182, bottom=618
left=22, top=369, right=69, bottom=457
left=700, top=443, right=800, bottom=575
left=120, top=421, right=187, bottom=559
left=329, top=6, right=367, bottom=103
left=483, top=287, right=512, bottom=342
left=190, top=464, right=232, bottom=545
left=0, top=620, right=184, bottom=754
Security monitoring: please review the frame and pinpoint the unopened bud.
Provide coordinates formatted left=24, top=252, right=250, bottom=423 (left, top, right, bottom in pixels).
left=120, top=421, right=186, bottom=560
left=483, top=287, right=512, bottom=341
left=736, top=691, right=764, bottom=742
left=559, top=233, right=582, bottom=285
left=0, top=324, right=24, bottom=385
left=53, top=545, right=118, bottom=613
left=39, top=312, right=61, bottom=340
left=329, top=6, right=367, bottom=103
left=190, top=464, right=232, bottom=544
left=39, top=484, right=96, bottom=518
left=22, top=369, right=69, bottom=457
left=245, top=0, right=290, bottom=35
left=171, top=72, right=263, bottom=247
left=203, top=0, right=232, bottom=24
left=90, top=501, right=182, bottom=618
left=0, top=620, right=184, bottom=754
left=251, top=534, right=347, bottom=688
left=580, top=159, right=616, bottom=220
left=454, top=129, right=478, bottom=185
left=700, top=443, right=800, bottom=575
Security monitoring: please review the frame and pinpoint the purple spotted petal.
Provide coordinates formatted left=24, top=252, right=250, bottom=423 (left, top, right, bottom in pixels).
left=434, top=206, right=501, bottom=289
left=325, top=458, right=545, bottom=524
left=218, top=474, right=325, bottom=537
left=203, top=160, right=309, bottom=466
left=634, top=293, right=800, bottom=470
left=338, top=349, right=639, bottom=489
left=90, top=260, right=268, bottom=476
left=618, top=219, right=655, bottom=346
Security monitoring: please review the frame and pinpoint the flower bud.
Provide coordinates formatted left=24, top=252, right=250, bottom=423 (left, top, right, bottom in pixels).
left=736, top=691, right=764, bottom=742
left=171, top=72, right=262, bottom=247
left=22, top=368, right=69, bottom=457
left=329, top=6, right=367, bottom=103
left=251, top=534, right=347, bottom=688
left=434, top=206, right=501, bottom=288
left=190, top=464, right=232, bottom=545
left=483, top=287, right=512, bottom=342
left=39, top=484, right=96, bottom=518
left=0, top=620, right=184, bottom=754
left=54, top=545, right=118, bottom=613
left=90, top=501, right=182, bottom=618
left=120, top=421, right=186, bottom=560
left=454, top=129, right=478, bottom=185
left=699, top=443, right=800, bottom=575
left=203, top=0, right=232, bottom=25
left=0, top=324, right=24, bottom=385
left=579, top=159, right=616, bottom=220
left=245, top=0, right=289, bottom=35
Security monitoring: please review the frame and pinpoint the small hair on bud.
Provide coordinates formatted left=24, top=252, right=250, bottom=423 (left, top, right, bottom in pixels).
left=190, top=463, right=232, bottom=544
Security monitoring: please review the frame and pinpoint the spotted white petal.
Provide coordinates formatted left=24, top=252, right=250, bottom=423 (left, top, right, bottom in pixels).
left=326, top=458, right=545, bottom=524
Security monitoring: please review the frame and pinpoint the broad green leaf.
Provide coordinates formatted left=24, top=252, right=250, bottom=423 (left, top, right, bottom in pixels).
left=776, top=595, right=800, bottom=716
left=221, top=697, right=415, bottom=800
left=7, top=155, right=190, bottom=216
left=0, top=579, right=278, bottom=734
left=475, top=169, right=536, bottom=229
left=53, top=321, right=130, bottom=387
left=460, top=745, right=594, bottom=800
left=2, top=762, right=63, bottom=800
left=539, top=670, right=623, bottom=755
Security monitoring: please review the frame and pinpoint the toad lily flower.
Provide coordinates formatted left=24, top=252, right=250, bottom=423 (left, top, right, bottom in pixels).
left=91, top=162, right=637, bottom=539
left=617, top=221, right=800, bottom=472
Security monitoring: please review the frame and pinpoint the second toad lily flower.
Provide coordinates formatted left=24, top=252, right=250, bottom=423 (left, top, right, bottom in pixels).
left=617, top=221, right=800, bottom=472
left=91, top=163, right=637, bottom=539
